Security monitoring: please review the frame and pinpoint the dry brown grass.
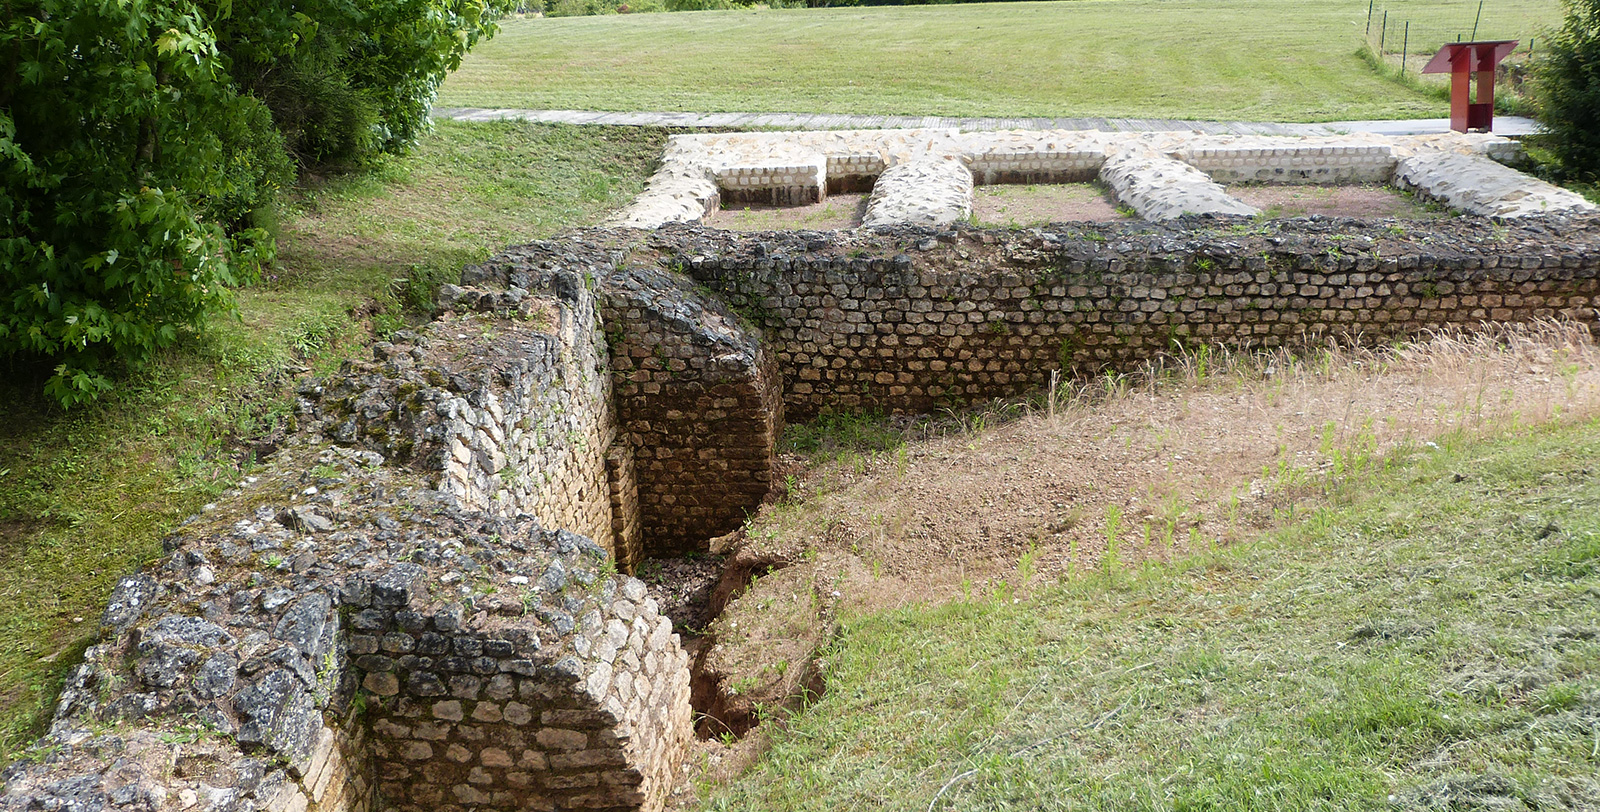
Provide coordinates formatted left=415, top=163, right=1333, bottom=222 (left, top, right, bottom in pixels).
left=751, top=320, right=1600, bottom=598
left=673, top=321, right=1600, bottom=797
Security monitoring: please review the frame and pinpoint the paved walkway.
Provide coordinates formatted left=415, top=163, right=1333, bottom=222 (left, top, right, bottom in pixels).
left=435, top=107, right=1540, bottom=137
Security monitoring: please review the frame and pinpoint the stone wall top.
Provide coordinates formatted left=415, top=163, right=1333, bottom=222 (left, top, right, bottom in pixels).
left=605, top=127, right=1554, bottom=229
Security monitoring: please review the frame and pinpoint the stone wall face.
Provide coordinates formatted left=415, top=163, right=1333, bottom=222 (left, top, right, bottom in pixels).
left=351, top=538, right=690, bottom=812
left=1173, top=143, right=1397, bottom=185
left=458, top=237, right=784, bottom=557
left=432, top=263, right=622, bottom=563
left=3, top=303, right=694, bottom=812
left=600, top=264, right=783, bottom=554
left=641, top=217, right=1600, bottom=417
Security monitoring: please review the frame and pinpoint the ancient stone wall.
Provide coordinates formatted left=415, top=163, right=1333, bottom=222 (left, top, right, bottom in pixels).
left=600, top=263, right=783, bottom=553
left=607, top=127, right=1591, bottom=230
left=425, top=262, right=624, bottom=564
left=461, top=237, right=784, bottom=555
left=12, top=194, right=1600, bottom=812
left=3, top=303, right=695, bottom=812
left=640, top=217, right=1600, bottom=417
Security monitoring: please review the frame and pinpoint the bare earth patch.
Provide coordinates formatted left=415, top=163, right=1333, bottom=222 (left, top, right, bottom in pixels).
left=667, top=322, right=1600, bottom=805
left=1226, top=183, right=1451, bottom=220
left=971, top=183, right=1128, bottom=226
left=706, top=194, right=869, bottom=232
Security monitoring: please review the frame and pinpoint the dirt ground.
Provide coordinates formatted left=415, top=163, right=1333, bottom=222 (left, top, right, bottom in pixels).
left=1226, top=183, right=1451, bottom=220
left=759, top=322, right=1600, bottom=610
left=665, top=320, right=1600, bottom=804
left=971, top=182, right=1129, bottom=226
left=699, top=183, right=1447, bottom=232
left=705, top=194, right=869, bottom=231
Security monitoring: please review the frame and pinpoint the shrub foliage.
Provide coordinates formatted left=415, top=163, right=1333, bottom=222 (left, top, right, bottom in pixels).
left=0, top=0, right=509, bottom=405
left=1535, top=0, right=1600, bottom=182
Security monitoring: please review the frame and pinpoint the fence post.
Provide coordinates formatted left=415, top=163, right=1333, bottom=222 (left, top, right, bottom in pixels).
left=1401, top=21, right=1409, bottom=76
left=1471, top=0, right=1483, bottom=41
left=1366, top=0, right=1375, bottom=37
left=1380, top=10, right=1388, bottom=54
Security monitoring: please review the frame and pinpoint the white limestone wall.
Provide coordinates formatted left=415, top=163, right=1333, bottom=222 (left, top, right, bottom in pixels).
left=1100, top=145, right=1260, bottom=221
left=1174, top=141, right=1396, bottom=184
left=1394, top=151, right=1596, bottom=218
left=607, top=127, right=1563, bottom=229
left=861, top=157, right=975, bottom=227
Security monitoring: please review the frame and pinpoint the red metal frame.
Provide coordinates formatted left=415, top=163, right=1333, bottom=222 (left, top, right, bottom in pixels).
left=1422, top=41, right=1518, bottom=133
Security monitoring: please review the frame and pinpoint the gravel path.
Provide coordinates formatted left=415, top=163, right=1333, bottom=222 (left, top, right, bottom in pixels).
left=434, top=107, right=1540, bottom=137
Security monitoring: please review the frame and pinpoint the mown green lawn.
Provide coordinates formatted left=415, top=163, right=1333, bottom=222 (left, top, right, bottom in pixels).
left=0, top=121, right=668, bottom=760
left=703, top=419, right=1600, bottom=811
left=439, top=0, right=1561, bottom=121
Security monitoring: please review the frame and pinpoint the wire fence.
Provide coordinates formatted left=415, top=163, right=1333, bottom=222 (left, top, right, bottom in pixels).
left=1362, top=0, right=1563, bottom=103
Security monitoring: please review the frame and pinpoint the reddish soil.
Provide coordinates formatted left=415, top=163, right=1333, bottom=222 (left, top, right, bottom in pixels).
left=1227, top=184, right=1451, bottom=220
left=971, top=182, right=1129, bottom=225
left=705, top=194, right=868, bottom=231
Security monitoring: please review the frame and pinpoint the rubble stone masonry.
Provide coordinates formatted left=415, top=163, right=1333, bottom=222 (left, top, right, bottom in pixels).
left=7, top=210, right=1599, bottom=812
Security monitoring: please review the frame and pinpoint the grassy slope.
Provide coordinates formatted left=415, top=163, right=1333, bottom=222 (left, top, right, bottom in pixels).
left=0, top=121, right=667, bottom=760
left=439, top=0, right=1560, bottom=122
left=706, top=419, right=1600, bottom=811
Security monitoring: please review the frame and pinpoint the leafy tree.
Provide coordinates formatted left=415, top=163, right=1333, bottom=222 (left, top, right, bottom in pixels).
left=1, top=0, right=510, bottom=406
left=1, top=0, right=283, bottom=406
left=213, top=0, right=509, bottom=166
left=1534, top=0, right=1600, bottom=182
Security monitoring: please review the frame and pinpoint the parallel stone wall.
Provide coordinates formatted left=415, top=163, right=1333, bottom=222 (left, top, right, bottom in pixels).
left=643, top=217, right=1600, bottom=417
left=599, top=264, right=782, bottom=553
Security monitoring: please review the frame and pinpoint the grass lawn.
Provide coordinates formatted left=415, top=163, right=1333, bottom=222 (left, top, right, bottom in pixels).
left=439, top=0, right=1561, bottom=122
left=702, top=419, right=1600, bottom=811
left=0, top=121, right=668, bottom=761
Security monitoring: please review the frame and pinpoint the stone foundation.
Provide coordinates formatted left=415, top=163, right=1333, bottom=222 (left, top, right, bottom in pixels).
left=3, top=281, right=695, bottom=812
left=607, top=128, right=1592, bottom=229
left=653, top=218, right=1600, bottom=416
left=1100, top=145, right=1260, bottom=221
left=861, top=157, right=975, bottom=227
left=463, top=246, right=784, bottom=555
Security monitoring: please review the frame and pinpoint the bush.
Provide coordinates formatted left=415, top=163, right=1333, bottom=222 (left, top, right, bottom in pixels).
left=0, top=0, right=511, bottom=406
left=218, top=0, right=513, bottom=167
left=0, top=0, right=278, bottom=406
left=1533, top=0, right=1600, bottom=182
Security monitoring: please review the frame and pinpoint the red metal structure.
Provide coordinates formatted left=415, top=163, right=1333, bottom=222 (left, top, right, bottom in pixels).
left=1422, top=40, right=1519, bottom=133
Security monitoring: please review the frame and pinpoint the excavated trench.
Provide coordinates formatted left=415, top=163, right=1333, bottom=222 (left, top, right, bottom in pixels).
left=638, top=551, right=805, bottom=740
